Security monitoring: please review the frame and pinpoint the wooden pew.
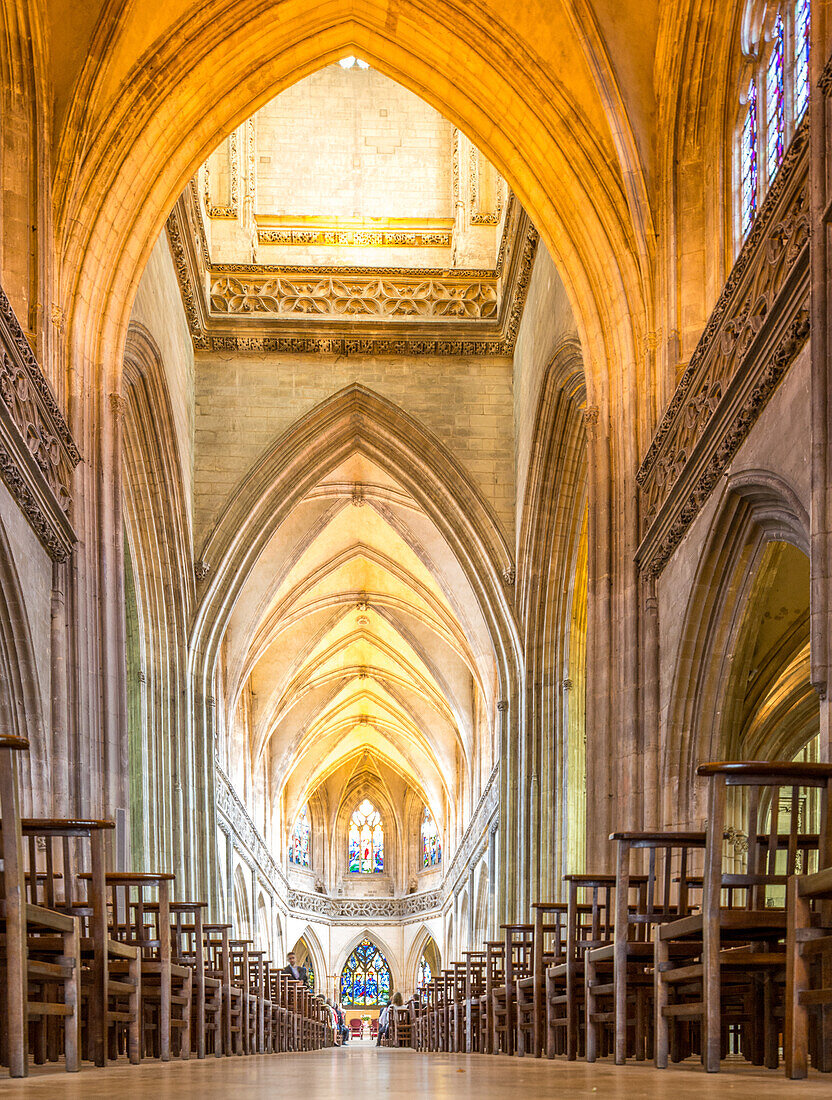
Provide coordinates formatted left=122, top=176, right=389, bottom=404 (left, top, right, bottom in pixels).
left=516, top=902, right=568, bottom=1057
left=492, top=923, right=533, bottom=1055
left=20, top=818, right=141, bottom=1067
left=785, top=858, right=832, bottom=1077
left=585, top=831, right=705, bottom=1064
left=96, top=873, right=192, bottom=1061
left=204, top=923, right=243, bottom=1055
left=0, top=735, right=82, bottom=1078
left=655, top=761, right=832, bottom=1073
left=170, top=900, right=223, bottom=1058
left=462, top=949, right=487, bottom=1052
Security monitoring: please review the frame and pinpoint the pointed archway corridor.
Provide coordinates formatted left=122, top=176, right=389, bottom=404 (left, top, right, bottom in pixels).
left=2, top=0, right=832, bottom=1089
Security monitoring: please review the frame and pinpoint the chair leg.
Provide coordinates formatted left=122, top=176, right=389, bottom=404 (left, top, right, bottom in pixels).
left=585, top=959, right=597, bottom=1063
left=655, top=938, right=669, bottom=1069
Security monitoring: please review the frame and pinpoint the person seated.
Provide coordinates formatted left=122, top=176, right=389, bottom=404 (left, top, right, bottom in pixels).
left=282, top=950, right=310, bottom=987
left=376, top=991, right=403, bottom=1045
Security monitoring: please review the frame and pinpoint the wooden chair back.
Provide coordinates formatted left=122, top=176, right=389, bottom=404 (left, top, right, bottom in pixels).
left=698, top=762, right=832, bottom=915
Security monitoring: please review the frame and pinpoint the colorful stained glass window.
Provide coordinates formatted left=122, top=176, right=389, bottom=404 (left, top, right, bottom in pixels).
left=417, top=954, right=432, bottom=989
left=795, top=0, right=811, bottom=119
left=421, top=807, right=441, bottom=868
left=741, top=78, right=758, bottom=238
left=339, top=938, right=392, bottom=1006
left=348, top=798, right=384, bottom=873
left=288, top=804, right=310, bottom=867
left=766, top=13, right=785, bottom=180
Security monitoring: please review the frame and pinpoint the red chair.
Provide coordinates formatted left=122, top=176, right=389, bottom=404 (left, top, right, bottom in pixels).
left=349, top=1017, right=362, bottom=1037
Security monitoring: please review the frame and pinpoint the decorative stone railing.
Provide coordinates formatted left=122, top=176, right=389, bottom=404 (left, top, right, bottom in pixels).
left=636, top=118, right=810, bottom=577
left=441, top=763, right=499, bottom=893
left=288, top=888, right=443, bottom=922
left=215, top=762, right=289, bottom=900
left=0, top=287, right=80, bottom=560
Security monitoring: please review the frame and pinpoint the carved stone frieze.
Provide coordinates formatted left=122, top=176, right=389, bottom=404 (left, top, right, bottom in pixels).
left=215, top=762, right=288, bottom=899
left=257, top=225, right=452, bottom=249
left=203, top=128, right=239, bottom=218
left=442, top=764, right=499, bottom=892
left=209, top=273, right=498, bottom=320
left=0, top=286, right=80, bottom=561
left=636, top=119, right=810, bottom=576
left=166, top=185, right=538, bottom=356
left=288, top=889, right=442, bottom=921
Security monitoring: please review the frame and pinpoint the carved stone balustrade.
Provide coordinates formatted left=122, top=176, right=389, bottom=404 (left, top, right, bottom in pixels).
left=0, top=287, right=80, bottom=561
left=636, top=118, right=810, bottom=577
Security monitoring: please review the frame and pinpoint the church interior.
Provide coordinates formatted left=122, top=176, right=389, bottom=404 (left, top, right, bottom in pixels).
left=2, top=0, right=832, bottom=1093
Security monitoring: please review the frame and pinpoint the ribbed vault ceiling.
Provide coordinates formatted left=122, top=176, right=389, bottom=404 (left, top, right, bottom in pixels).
left=223, top=451, right=496, bottom=839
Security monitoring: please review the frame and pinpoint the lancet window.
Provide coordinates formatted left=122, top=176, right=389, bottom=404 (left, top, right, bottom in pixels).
left=288, top=804, right=311, bottom=867
left=738, top=2, right=811, bottom=242
left=339, top=939, right=392, bottom=1006
left=421, top=806, right=441, bottom=868
left=348, top=798, right=384, bottom=873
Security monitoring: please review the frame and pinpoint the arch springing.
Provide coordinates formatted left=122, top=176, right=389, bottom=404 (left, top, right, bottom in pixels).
left=348, top=798, right=383, bottom=873
left=421, top=806, right=441, bottom=868
left=289, top=803, right=311, bottom=867
left=339, top=938, right=391, bottom=1006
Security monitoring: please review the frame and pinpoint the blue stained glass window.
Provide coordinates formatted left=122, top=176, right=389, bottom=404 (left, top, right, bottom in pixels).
left=741, top=79, right=758, bottom=238
left=348, top=798, right=384, bottom=873
left=795, top=0, right=811, bottom=119
left=288, top=804, right=311, bottom=867
left=421, top=806, right=441, bottom=868
left=766, top=13, right=785, bottom=179
left=339, top=938, right=392, bottom=1006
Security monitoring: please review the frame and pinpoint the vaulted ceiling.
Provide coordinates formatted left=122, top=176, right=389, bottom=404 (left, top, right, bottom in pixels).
left=221, top=449, right=498, bottom=843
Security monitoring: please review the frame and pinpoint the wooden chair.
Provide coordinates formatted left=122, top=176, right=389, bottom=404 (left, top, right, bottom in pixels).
left=785, top=863, right=832, bottom=1077
left=20, top=817, right=140, bottom=1067
left=492, top=923, right=533, bottom=1055
left=585, top=831, right=706, bottom=1065
left=390, top=1003, right=413, bottom=1047
left=655, top=761, right=832, bottom=1073
left=516, top=902, right=568, bottom=1058
left=229, top=939, right=255, bottom=1053
left=0, top=735, right=82, bottom=1078
left=479, top=939, right=504, bottom=1054
left=204, top=923, right=243, bottom=1056
left=170, top=900, right=223, bottom=1058
left=545, top=875, right=635, bottom=1060
left=449, top=960, right=467, bottom=1052
left=98, top=873, right=192, bottom=1061
left=462, top=950, right=487, bottom=1052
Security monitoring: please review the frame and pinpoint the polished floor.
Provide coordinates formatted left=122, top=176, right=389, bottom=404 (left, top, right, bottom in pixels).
left=0, top=1040, right=829, bottom=1097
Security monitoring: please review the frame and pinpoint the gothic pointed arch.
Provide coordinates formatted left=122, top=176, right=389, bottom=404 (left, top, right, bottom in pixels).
left=664, top=468, right=813, bottom=823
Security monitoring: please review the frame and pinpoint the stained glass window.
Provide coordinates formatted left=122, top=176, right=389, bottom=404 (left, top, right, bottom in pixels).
left=339, top=938, right=392, bottom=1006
left=741, top=78, right=758, bottom=238
left=421, top=806, right=441, bottom=868
left=348, top=798, right=384, bottom=873
left=288, top=804, right=310, bottom=867
left=795, top=0, right=811, bottom=119
left=417, top=954, right=432, bottom=989
left=766, top=13, right=785, bottom=180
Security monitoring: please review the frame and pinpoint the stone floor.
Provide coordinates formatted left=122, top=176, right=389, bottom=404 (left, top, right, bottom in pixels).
left=0, top=1041, right=829, bottom=1097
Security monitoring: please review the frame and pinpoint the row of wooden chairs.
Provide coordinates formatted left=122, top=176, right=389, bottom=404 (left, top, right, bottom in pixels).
left=0, top=735, right=334, bottom=1077
left=405, top=760, right=832, bottom=1079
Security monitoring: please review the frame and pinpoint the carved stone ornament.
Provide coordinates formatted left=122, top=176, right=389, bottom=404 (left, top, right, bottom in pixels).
left=502, top=566, right=516, bottom=586
left=637, top=119, right=810, bottom=577
left=167, top=184, right=538, bottom=357
left=194, top=559, right=211, bottom=581
left=0, top=285, right=80, bottom=561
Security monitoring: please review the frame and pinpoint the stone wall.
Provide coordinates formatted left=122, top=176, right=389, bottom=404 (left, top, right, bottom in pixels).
left=193, top=350, right=515, bottom=549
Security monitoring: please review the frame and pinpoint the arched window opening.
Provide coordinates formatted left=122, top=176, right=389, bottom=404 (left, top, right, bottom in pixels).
left=348, top=799, right=384, bottom=873
left=737, top=2, right=811, bottom=243
left=294, top=937, right=316, bottom=992
left=421, top=806, right=441, bottom=868
left=765, top=13, right=785, bottom=180
left=741, top=79, right=759, bottom=239
left=339, top=938, right=391, bottom=1006
left=289, top=803, right=311, bottom=867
